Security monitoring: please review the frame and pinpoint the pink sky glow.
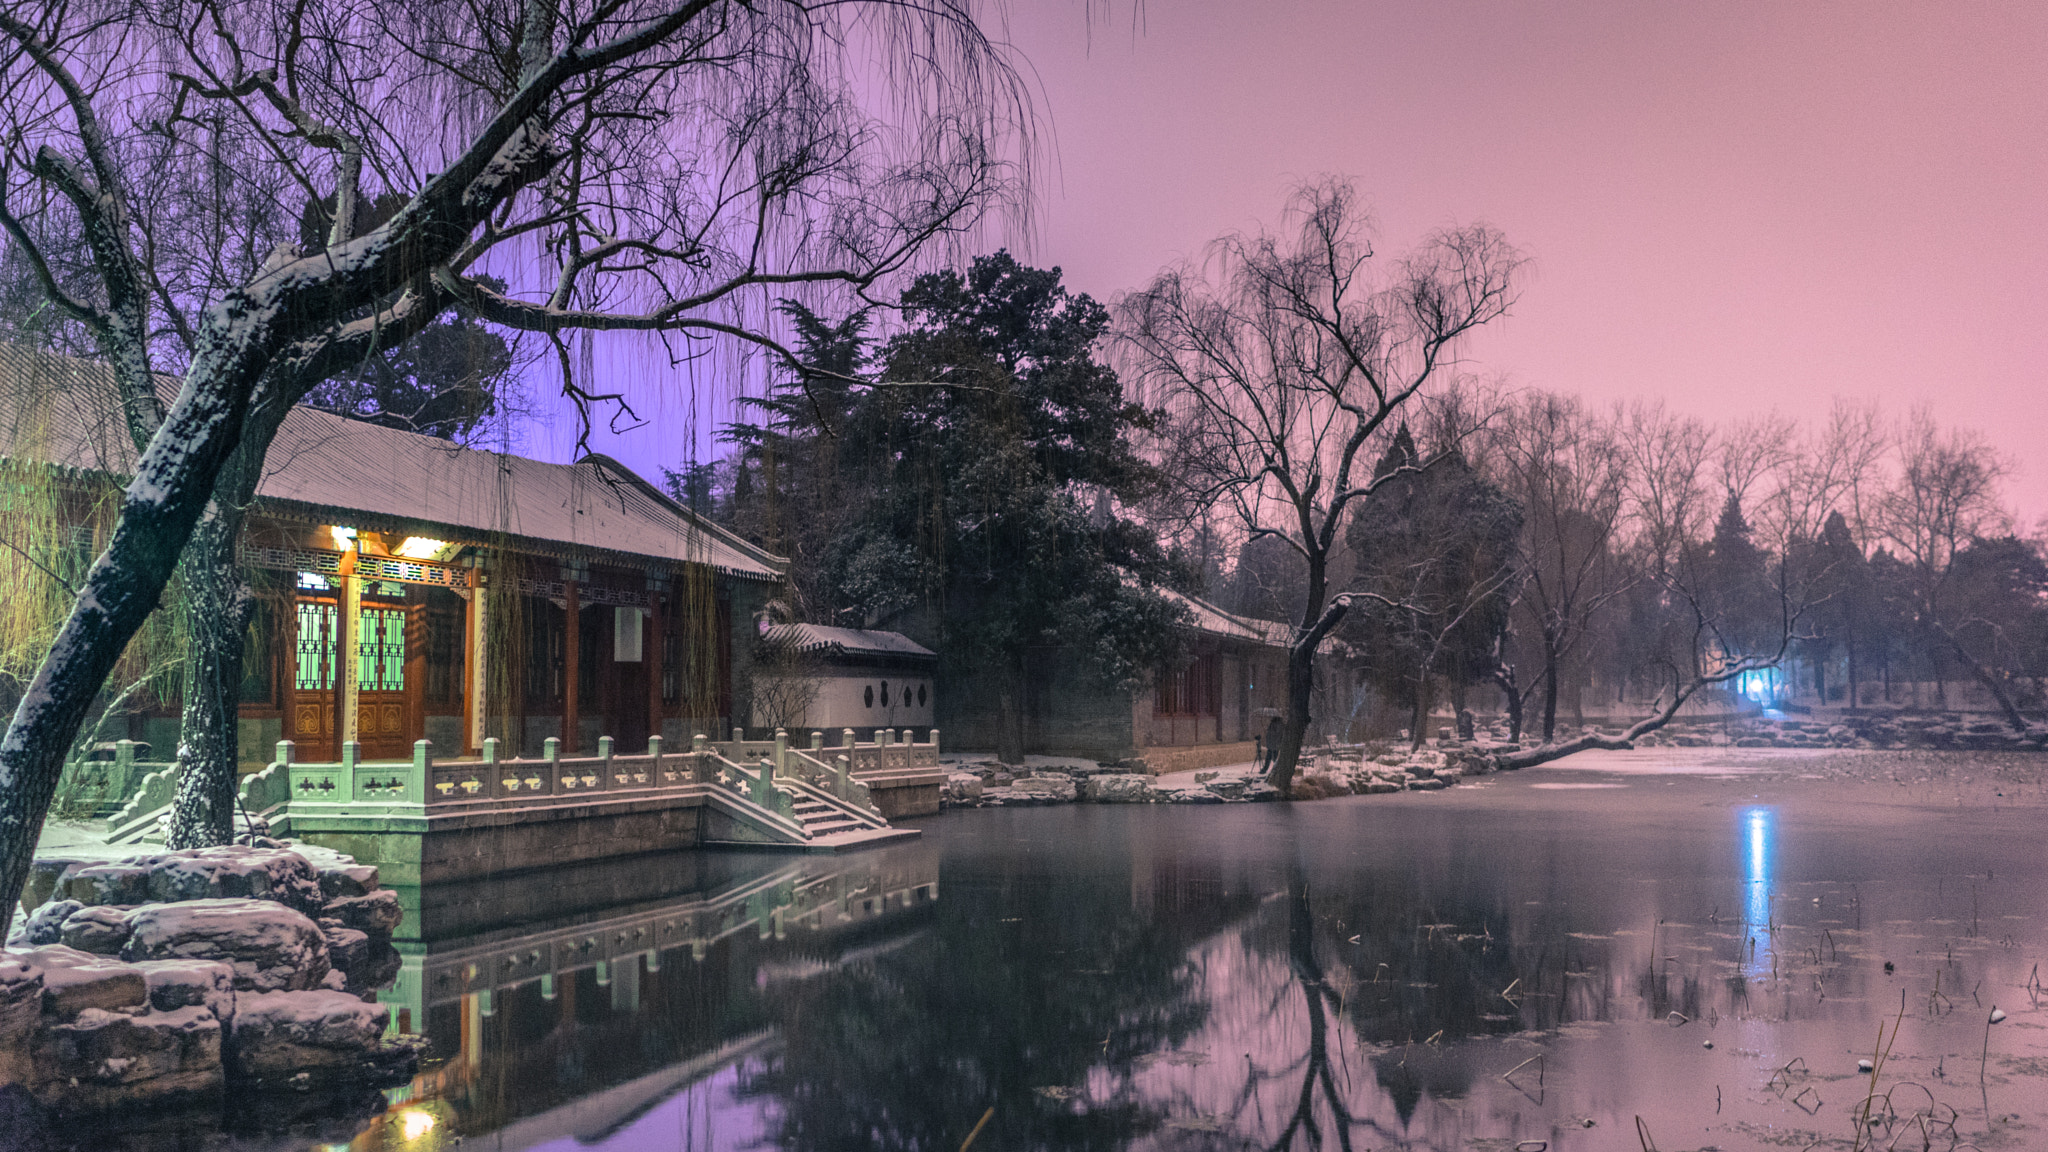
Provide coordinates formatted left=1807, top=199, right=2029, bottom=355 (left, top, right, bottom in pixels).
left=553, top=0, right=2048, bottom=527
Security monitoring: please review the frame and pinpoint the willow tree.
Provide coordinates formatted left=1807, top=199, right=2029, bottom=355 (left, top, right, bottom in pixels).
left=0, top=0, right=1028, bottom=909
left=1118, top=179, right=1522, bottom=794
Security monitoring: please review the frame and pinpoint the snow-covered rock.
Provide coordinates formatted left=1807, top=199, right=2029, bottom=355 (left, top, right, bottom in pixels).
left=146, top=847, right=324, bottom=916
left=57, top=905, right=134, bottom=955
left=0, top=956, right=43, bottom=1085
left=58, top=863, right=153, bottom=907
left=21, top=946, right=149, bottom=1020
left=121, top=899, right=330, bottom=993
left=1013, top=775, right=1077, bottom=802
left=1080, top=774, right=1154, bottom=803
left=17, top=899, right=81, bottom=946
left=132, top=958, right=236, bottom=1029
left=228, top=990, right=388, bottom=1080
left=31, top=1005, right=222, bottom=1112
left=320, top=890, right=402, bottom=938
left=316, top=863, right=380, bottom=900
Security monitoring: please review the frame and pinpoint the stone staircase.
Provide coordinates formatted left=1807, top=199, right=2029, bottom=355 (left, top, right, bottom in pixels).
left=791, top=797, right=868, bottom=838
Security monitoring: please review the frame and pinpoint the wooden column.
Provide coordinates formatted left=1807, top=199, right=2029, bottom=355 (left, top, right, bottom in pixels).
left=562, top=578, right=581, bottom=753
left=646, top=581, right=665, bottom=752
left=339, top=569, right=362, bottom=750
left=463, top=573, right=487, bottom=756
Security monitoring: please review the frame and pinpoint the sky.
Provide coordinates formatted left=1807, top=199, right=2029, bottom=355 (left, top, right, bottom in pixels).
left=551, top=0, right=2048, bottom=527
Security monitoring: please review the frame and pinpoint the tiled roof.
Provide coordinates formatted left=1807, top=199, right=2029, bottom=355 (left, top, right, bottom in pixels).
left=764, top=624, right=936, bottom=660
left=1159, top=588, right=1293, bottom=647
left=0, top=343, right=785, bottom=580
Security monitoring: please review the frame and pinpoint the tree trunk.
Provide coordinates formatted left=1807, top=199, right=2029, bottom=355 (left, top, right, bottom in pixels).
left=166, top=507, right=254, bottom=848
left=994, top=661, right=1025, bottom=765
left=1266, top=594, right=1354, bottom=796
left=1540, top=631, right=1560, bottom=743
left=0, top=369, right=261, bottom=917
left=1934, top=622, right=2031, bottom=732
left=1494, top=663, right=1523, bottom=743
left=1813, top=651, right=1827, bottom=705
left=165, top=391, right=294, bottom=849
left=1407, top=675, right=1433, bottom=751
left=1848, top=643, right=1860, bottom=709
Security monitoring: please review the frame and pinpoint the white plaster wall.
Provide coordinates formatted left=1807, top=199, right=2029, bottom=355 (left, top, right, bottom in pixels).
left=753, top=672, right=934, bottom=730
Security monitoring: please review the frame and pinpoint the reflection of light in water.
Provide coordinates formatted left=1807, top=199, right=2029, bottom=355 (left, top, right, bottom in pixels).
left=399, top=1110, right=436, bottom=1141
left=1743, top=807, right=1774, bottom=978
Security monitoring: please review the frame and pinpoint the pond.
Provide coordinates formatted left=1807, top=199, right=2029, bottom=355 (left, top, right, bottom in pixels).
left=69, top=751, right=2048, bottom=1150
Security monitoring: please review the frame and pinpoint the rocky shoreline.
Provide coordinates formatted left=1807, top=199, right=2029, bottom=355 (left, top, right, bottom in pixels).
left=941, top=744, right=1487, bottom=809
left=939, top=711, right=2046, bottom=809
left=2, top=843, right=418, bottom=1118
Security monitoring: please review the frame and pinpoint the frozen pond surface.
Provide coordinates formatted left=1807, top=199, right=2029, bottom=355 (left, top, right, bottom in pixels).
left=71, top=749, right=2048, bottom=1150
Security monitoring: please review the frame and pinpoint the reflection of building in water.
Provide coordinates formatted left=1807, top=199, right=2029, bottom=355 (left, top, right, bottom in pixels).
left=1742, top=806, right=1776, bottom=979
left=358, top=849, right=938, bottom=1147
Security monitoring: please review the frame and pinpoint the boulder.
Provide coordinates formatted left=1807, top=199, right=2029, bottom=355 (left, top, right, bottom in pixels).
left=942, top=773, right=985, bottom=803
left=122, top=899, right=330, bottom=992
left=57, top=864, right=151, bottom=908
left=15, top=901, right=81, bottom=947
left=1158, top=787, right=1224, bottom=804
left=227, top=990, right=388, bottom=1080
left=146, top=847, right=324, bottom=916
left=1013, top=775, right=1076, bottom=802
left=1407, top=778, right=1449, bottom=791
left=315, top=864, right=380, bottom=901
left=320, top=891, right=403, bottom=938
left=1204, top=778, right=1249, bottom=801
left=131, top=959, right=236, bottom=1029
left=31, top=1005, right=221, bottom=1112
left=1080, top=774, right=1154, bottom=803
left=21, top=858, right=93, bottom=915
left=0, top=957, right=44, bottom=1085
left=22, top=948, right=148, bottom=1021
left=57, top=906, right=134, bottom=956
left=320, top=925, right=370, bottom=987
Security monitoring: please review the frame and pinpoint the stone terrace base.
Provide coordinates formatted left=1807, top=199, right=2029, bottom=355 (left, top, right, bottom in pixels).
left=1138, top=741, right=1257, bottom=775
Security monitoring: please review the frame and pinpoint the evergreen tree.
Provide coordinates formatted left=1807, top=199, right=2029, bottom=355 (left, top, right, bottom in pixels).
left=1345, top=426, right=1523, bottom=746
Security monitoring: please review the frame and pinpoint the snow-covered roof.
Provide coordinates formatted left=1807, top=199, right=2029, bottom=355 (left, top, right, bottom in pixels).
left=764, top=624, right=935, bottom=661
left=1160, top=588, right=1293, bottom=648
left=0, top=344, right=785, bottom=581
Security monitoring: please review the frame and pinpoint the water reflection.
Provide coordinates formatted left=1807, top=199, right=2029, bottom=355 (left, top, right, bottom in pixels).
left=69, top=779, right=2048, bottom=1151
left=1742, top=805, right=1775, bottom=979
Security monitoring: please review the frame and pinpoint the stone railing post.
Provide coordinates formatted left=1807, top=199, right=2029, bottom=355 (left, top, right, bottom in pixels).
left=835, top=754, right=851, bottom=802
left=810, top=731, right=824, bottom=753
left=647, top=734, right=663, bottom=782
left=774, top=728, right=788, bottom=777
left=929, top=728, right=941, bottom=758
left=340, top=741, right=360, bottom=798
left=598, top=735, right=614, bottom=788
left=114, top=738, right=135, bottom=777
left=842, top=728, right=856, bottom=750
left=692, top=732, right=710, bottom=784
left=545, top=736, right=562, bottom=792
left=752, top=757, right=778, bottom=809
left=274, top=739, right=295, bottom=769
left=411, top=740, right=432, bottom=803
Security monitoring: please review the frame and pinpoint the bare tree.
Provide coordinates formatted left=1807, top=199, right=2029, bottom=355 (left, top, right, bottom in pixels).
left=0, top=0, right=1029, bottom=910
left=1481, top=392, right=1633, bottom=743
left=1877, top=410, right=2028, bottom=730
left=1118, top=178, right=1520, bottom=794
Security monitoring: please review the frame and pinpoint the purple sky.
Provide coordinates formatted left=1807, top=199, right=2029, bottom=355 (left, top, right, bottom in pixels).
left=561, top=0, right=2047, bottom=526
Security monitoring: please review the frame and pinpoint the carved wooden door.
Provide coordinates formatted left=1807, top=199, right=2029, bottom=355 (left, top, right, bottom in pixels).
left=291, top=598, right=339, bottom=760
left=356, top=600, right=414, bottom=760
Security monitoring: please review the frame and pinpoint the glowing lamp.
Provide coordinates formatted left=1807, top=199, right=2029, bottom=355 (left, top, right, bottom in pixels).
left=395, top=536, right=452, bottom=560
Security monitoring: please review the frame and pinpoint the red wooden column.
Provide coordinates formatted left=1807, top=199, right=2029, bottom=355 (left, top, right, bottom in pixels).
left=562, top=576, right=581, bottom=753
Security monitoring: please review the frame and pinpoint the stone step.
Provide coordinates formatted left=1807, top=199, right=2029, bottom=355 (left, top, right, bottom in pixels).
left=803, top=818, right=865, bottom=836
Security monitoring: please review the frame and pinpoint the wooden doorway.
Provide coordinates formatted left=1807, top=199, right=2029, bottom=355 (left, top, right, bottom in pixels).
left=356, top=590, right=415, bottom=760
left=291, top=596, right=340, bottom=761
